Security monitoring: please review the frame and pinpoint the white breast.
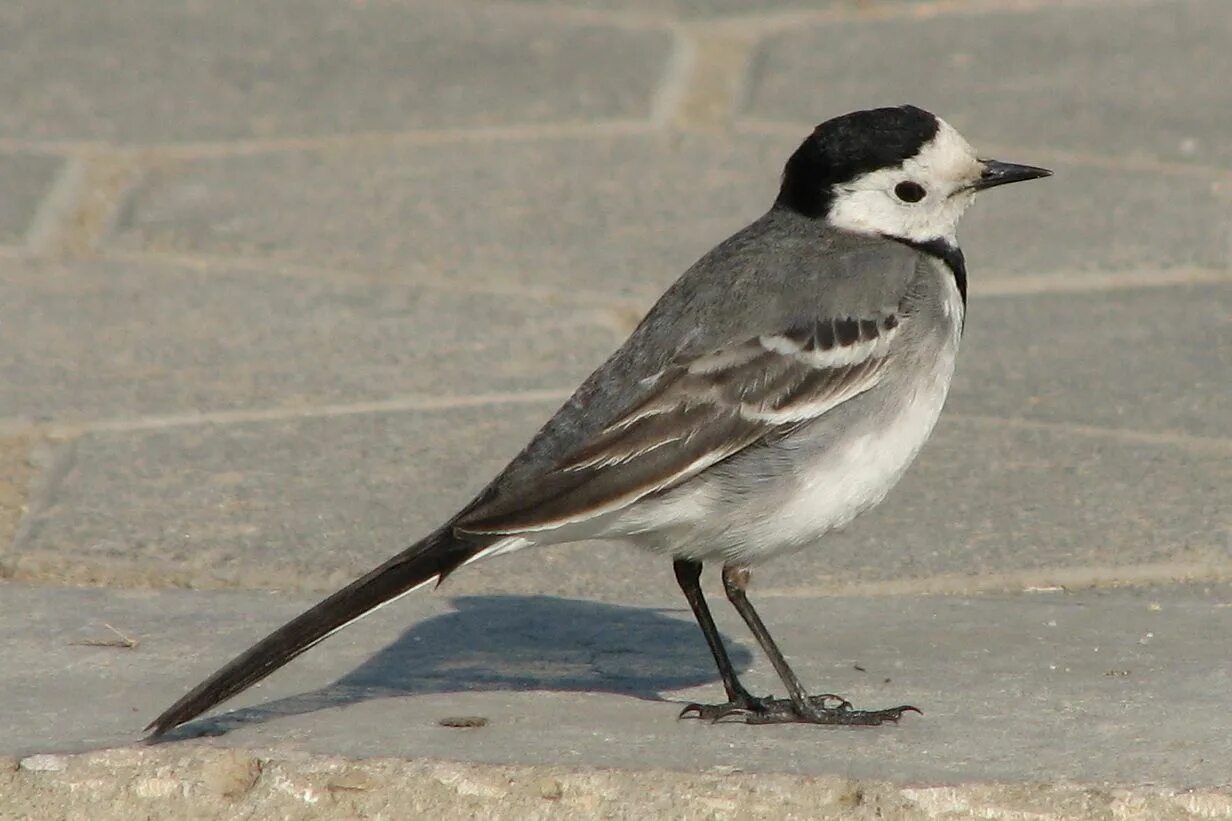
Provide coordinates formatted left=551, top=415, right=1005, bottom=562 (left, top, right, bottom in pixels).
left=767, top=275, right=964, bottom=553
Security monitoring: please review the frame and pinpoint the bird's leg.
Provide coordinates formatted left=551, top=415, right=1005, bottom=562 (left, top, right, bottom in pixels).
left=717, top=563, right=919, bottom=726
left=672, top=559, right=768, bottom=720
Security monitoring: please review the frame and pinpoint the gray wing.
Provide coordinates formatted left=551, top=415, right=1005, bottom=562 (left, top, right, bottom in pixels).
left=453, top=213, right=930, bottom=535
left=456, top=312, right=901, bottom=535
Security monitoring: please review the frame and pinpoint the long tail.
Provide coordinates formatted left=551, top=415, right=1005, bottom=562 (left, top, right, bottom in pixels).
left=146, top=529, right=487, bottom=737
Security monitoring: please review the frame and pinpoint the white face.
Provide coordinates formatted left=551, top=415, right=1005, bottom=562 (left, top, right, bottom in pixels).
left=825, top=118, right=985, bottom=245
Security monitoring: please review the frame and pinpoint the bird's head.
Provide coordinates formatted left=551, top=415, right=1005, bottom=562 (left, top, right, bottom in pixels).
left=776, top=105, right=1051, bottom=245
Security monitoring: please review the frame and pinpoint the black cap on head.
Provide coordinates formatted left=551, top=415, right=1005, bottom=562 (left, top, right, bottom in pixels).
left=776, top=105, right=940, bottom=218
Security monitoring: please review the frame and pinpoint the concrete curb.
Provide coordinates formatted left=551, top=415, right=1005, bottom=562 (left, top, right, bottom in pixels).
left=4, top=746, right=1230, bottom=820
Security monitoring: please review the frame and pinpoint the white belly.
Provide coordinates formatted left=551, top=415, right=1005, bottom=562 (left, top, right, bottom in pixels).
left=756, top=276, right=964, bottom=557
left=771, top=351, right=957, bottom=549
left=600, top=339, right=961, bottom=563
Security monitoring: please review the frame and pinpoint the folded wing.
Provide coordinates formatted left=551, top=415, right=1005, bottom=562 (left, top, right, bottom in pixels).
left=456, top=313, right=901, bottom=535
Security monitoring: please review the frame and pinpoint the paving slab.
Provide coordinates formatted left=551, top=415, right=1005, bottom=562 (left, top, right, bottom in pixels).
left=0, top=1, right=671, bottom=143
left=3, top=581, right=1232, bottom=788
left=0, top=256, right=622, bottom=423
left=8, top=407, right=1228, bottom=595
left=747, top=0, right=1232, bottom=167
left=956, top=282, right=1232, bottom=438
left=803, top=416, right=1230, bottom=589
left=111, top=135, right=1231, bottom=298
left=0, top=154, right=59, bottom=244
left=2, top=0, right=1230, bottom=813
left=498, top=0, right=923, bottom=19
left=8, top=402, right=559, bottom=592
left=959, top=160, right=1231, bottom=277
left=112, top=135, right=778, bottom=298
left=0, top=433, right=36, bottom=551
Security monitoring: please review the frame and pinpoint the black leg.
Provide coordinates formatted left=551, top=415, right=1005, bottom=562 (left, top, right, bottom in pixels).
left=715, top=563, right=921, bottom=726
left=672, top=559, right=764, bottom=718
left=720, top=565, right=811, bottom=711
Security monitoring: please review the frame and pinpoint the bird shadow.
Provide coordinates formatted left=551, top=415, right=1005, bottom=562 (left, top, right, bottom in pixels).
left=150, top=594, right=752, bottom=741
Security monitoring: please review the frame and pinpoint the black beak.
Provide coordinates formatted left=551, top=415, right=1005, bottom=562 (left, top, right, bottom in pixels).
left=972, top=159, right=1053, bottom=191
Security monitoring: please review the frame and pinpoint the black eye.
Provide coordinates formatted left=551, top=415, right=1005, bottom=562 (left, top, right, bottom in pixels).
left=894, top=181, right=926, bottom=203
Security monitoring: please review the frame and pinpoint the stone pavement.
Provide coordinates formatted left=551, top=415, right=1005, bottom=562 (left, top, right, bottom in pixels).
left=0, top=0, right=1229, bottom=817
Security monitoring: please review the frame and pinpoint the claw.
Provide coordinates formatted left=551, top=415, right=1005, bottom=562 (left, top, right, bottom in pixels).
left=678, top=694, right=922, bottom=727
left=809, top=694, right=853, bottom=712
left=679, top=696, right=766, bottom=723
left=710, top=704, right=755, bottom=722
left=678, top=701, right=753, bottom=722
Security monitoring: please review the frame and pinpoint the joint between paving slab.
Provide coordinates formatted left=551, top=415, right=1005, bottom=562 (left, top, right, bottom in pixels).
left=737, top=121, right=1232, bottom=182
left=1, top=436, right=75, bottom=577
left=24, top=152, right=147, bottom=257
left=651, top=25, right=759, bottom=131
left=476, top=0, right=675, bottom=31
left=0, top=389, right=573, bottom=441
left=0, top=121, right=661, bottom=163
left=0, top=433, right=41, bottom=566
left=980, top=141, right=1232, bottom=183
left=97, top=250, right=1229, bottom=328
left=97, top=248, right=652, bottom=312
left=0, top=388, right=1226, bottom=460
left=7, top=553, right=1231, bottom=601
left=757, top=560, right=1232, bottom=599
left=702, top=0, right=1172, bottom=35
left=0, top=551, right=353, bottom=593
left=487, top=0, right=1157, bottom=37
left=6, top=109, right=1222, bottom=180
left=947, top=413, right=1232, bottom=456
left=648, top=28, right=696, bottom=128
left=976, top=267, right=1232, bottom=297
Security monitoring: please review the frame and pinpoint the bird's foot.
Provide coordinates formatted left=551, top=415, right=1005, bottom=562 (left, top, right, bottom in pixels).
left=678, top=693, right=773, bottom=722
left=679, top=693, right=919, bottom=726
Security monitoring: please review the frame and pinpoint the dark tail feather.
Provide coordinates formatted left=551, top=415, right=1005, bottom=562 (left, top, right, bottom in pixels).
left=146, top=529, right=483, bottom=737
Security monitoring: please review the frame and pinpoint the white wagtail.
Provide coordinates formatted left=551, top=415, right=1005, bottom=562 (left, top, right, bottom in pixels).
left=148, top=105, right=1050, bottom=736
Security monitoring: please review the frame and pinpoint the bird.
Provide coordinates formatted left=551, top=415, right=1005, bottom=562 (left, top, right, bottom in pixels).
left=147, top=105, right=1050, bottom=736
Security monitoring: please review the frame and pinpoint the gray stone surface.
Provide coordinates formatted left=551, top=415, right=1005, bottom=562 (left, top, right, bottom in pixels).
left=112, top=136, right=1231, bottom=297
left=4, top=581, right=1232, bottom=787
left=959, top=160, right=1231, bottom=276
left=1, top=0, right=1231, bottom=807
left=748, top=0, right=1232, bottom=167
left=0, top=153, right=59, bottom=243
left=957, top=283, right=1232, bottom=438
left=0, top=257, right=620, bottom=423
left=805, top=417, right=1231, bottom=588
left=0, top=433, right=35, bottom=552
left=114, top=135, right=779, bottom=297
left=499, top=0, right=919, bottom=19
left=0, top=1, right=671, bottom=143
left=11, top=410, right=1228, bottom=595
left=9, top=403, right=557, bottom=592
